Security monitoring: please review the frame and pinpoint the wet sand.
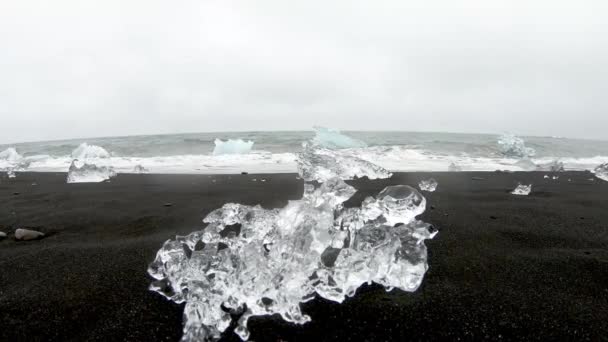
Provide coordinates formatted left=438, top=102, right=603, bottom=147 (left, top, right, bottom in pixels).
left=1, top=171, right=607, bottom=341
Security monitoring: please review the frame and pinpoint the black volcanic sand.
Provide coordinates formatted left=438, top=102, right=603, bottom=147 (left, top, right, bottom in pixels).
left=1, top=171, right=607, bottom=341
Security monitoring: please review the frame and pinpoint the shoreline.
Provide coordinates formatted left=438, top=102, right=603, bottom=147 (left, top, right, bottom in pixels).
left=1, top=171, right=607, bottom=341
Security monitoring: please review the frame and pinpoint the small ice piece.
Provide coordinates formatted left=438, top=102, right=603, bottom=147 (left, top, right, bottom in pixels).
left=312, top=126, right=367, bottom=149
left=448, top=162, right=462, bottom=172
left=418, top=178, right=438, bottom=192
left=67, top=160, right=116, bottom=183
left=511, top=183, right=532, bottom=196
left=71, top=143, right=111, bottom=159
left=593, top=163, right=608, bottom=182
left=544, top=175, right=549, bottom=179
left=297, top=142, right=391, bottom=182
left=15, top=228, right=44, bottom=240
left=537, top=160, right=564, bottom=172
left=212, top=139, right=254, bottom=155
left=497, top=133, right=536, bottom=158
left=133, top=164, right=149, bottom=174
left=0, top=231, right=6, bottom=239
left=552, top=176, right=559, bottom=180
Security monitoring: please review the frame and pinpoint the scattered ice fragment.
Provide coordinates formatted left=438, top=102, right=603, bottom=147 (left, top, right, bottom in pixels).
left=593, top=163, right=608, bottom=182
left=0, top=231, right=6, bottom=239
left=497, top=133, right=536, bottom=158
left=148, top=138, right=436, bottom=341
left=297, top=142, right=392, bottom=182
left=133, top=164, right=149, bottom=174
left=537, top=160, right=564, bottom=172
left=552, top=176, right=559, bottom=180
left=418, top=178, right=438, bottom=192
left=312, top=126, right=367, bottom=149
left=7, top=169, right=16, bottom=178
left=212, top=139, right=254, bottom=155
left=511, top=184, right=532, bottom=196
left=448, top=162, right=462, bottom=172
left=67, top=160, right=116, bottom=183
left=71, top=143, right=111, bottom=159
left=15, top=228, right=44, bottom=241
left=544, top=175, right=549, bottom=179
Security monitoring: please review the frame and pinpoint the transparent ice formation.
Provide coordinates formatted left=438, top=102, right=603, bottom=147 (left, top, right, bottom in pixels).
left=537, top=160, right=564, bottom=172
left=213, top=139, right=254, bottom=155
left=0, top=147, right=30, bottom=177
left=498, top=133, right=536, bottom=158
left=511, top=183, right=532, bottom=196
left=133, top=164, right=150, bottom=174
left=71, top=143, right=111, bottom=159
left=312, top=126, right=367, bottom=149
left=67, top=160, right=116, bottom=183
left=418, top=178, right=438, bottom=192
left=593, top=163, right=608, bottom=181
left=148, top=141, right=436, bottom=341
left=448, top=162, right=462, bottom=172
left=296, top=142, right=392, bottom=182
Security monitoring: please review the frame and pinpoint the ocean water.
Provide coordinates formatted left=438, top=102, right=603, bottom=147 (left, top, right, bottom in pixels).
left=2, top=131, right=608, bottom=174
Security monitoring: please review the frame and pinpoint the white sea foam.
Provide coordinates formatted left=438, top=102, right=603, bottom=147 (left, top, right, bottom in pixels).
left=71, top=143, right=111, bottom=159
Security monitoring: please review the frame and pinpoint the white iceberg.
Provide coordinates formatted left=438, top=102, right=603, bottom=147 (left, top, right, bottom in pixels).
left=67, top=160, right=116, bottom=183
left=71, top=143, right=111, bottom=159
left=418, top=178, right=438, bottom=192
left=593, top=163, right=608, bottom=181
left=498, top=133, right=536, bottom=158
left=148, top=138, right=436, bottom=341
left=133, top=164, right=150, bottom=174
left=511, top=183, right=532, bottom=196
left=212, top=139, right=254, bottom=155
left=312, top=126, right=367, bottom=149
left=448, top=162, right=462, bottom=172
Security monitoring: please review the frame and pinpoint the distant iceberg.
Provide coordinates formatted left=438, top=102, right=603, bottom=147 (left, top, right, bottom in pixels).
left=498, top=133, right=536, bottom=158
left=511, top=183, right=532, bottom=196
left=67, top=160, right=116, bottom=183
left=448, top=162, right=462, bottom=172
left=71, top=143, right=111, bottom=159
left=212, top=139, right=254, bottom=155
left=312, top=126, right=367, bottom=149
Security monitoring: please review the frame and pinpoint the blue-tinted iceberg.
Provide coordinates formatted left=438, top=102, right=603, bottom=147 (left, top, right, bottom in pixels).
left=498, top=133, right=536, bottom=158
left=212, top=139, right=254, bottom=155
left=312, top=126, right=367, bottom=149
left=148, top=138, right=436, bottom=341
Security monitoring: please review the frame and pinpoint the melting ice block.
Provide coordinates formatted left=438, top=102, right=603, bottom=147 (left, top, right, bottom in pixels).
left=511, top=183, right=532, bottom=196
left=212, top=139, right=254, bottom=155
left=296, top=142, right=392, bottom=182
left=418, top=178, right=438, bottom=192
left=67, top=160, right=116, bottom=183
left=148, top=138, right=436, bottom=341
left=312, top=126, right=367, bottom=149
left=498, top=133, right=535, bottom=158
left=593, top=163, right=608, bottom=181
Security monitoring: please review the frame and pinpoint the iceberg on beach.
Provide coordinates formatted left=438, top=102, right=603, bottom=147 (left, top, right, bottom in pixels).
left=511, top=183, right=532, bottom=196
left=312, top=126, right=367, bottom=149
left=71, top=143, right=111, bottom=159
left=498, top=133, right=536, bottom=158
left=418, top=178, right=438, bottom=192
left=148, top=137, right=436, bottom=341
left=67, top=160, right=116, bottom=183
left=593, top=163, right=608, bottom=181
left=212, top=139, right=254, bottom=155
left=0, top=147, right=30, bottom=177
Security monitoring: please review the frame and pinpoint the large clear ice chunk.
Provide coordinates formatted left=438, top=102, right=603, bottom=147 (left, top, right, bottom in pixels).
left=312, top=126, right=367, bottom=149
left=67, top=160, right=116, bottom=183
left=297, top=142, right=392, bottom=182
left=148, top=140, right=436, bottom=341
left=593, top=163, right=608, bottom=181
left=212, top=139, right=254, bottom=155
left=498, top=133, right=536, bottom=158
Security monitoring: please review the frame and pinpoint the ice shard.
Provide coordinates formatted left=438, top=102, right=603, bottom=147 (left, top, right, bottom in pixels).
left=312, top=126, right=367, bottom=149
left=497, top=133, right=535, bottom=158
left=593, top=163, right=608, bottom=181
left=418, top=178, right=438, bottom=192
left=148, top=138, right=436, bottom=341
left=511, top=183, right=532, bottom=196
left=212, top=139, right=254, bottom=155
left=67, top=160, right=116, bottom=183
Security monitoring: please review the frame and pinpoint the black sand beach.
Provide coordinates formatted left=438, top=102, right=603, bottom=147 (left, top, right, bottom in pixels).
left=1, top=171, right=607, bottom=341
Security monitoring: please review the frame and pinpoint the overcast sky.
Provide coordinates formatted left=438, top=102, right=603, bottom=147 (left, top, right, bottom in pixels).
left=1, top=1, right=607, bottom=143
